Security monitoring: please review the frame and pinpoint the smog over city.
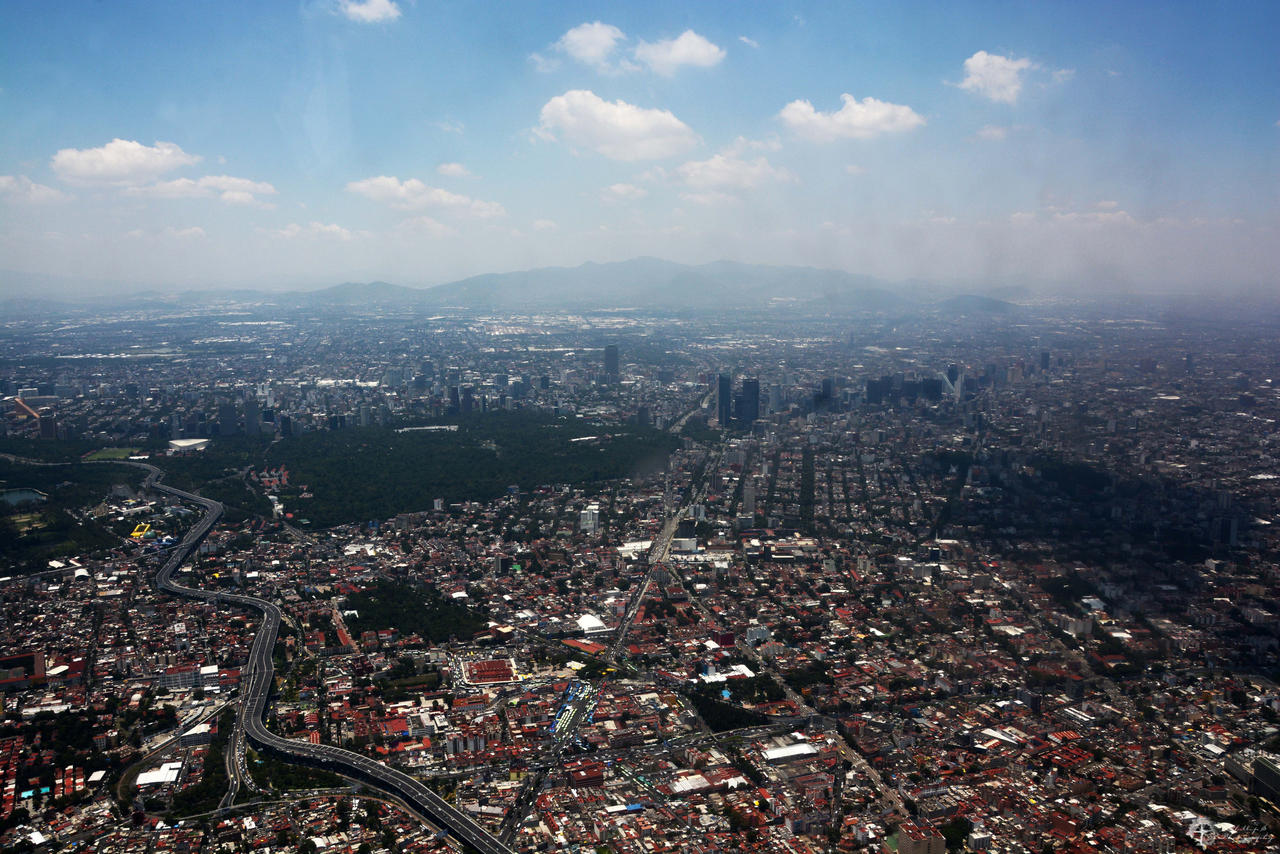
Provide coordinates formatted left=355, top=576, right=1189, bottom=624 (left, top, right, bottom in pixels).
left=2, top=3, right=1279, bottom=853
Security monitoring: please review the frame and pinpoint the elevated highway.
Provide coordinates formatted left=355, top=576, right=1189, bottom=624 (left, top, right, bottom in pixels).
left=134, top=464, right=512, bottom=854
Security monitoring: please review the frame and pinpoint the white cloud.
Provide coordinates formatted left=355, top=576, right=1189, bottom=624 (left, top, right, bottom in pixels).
left=976, top=124, right=1008, bottom=141
left=676, top=153, right=792, bottom=191
left=269, top=221, right=356, bottom=240
left=555, top=21, right=626, bottom=69
left=844, top=164, right=866, bottom=176
left=634, top=30, right=726, bottom=76
left=51, top=139, right=200, bottom=186
left=397, top=216, right=456, bottom=238
left=1096, top=200, right=1119, bottom=210
left=724, top=135, right=781, bottom=154
left=346, top=176, right=506, bottom=217
left=434, top=119, right=465, bottom=134
left=957, top=51, right=1036, bottom=104
left=739, top=36, right=759, bottom=48
left=536, top=90, right=698, bottom=161
left=132, top=225, right=205, bottom=240
left=1052, top=68, right=1076, bottom=84
left=779, top=94, right=925, bottom=141
left=532, top=218, right=558, bottom=232
left=436, top=162, right=472, bottom=178
left=602, top=183, right=648, bottom=201
left=0, top=175, right=69, bottom=203
left=125, top=174, right=277, bottom=205
left=339, top=0, right=401, bottom=23
left=529, top=52, right=560, bottom=73
left=679, top=190, right=738, bottom=206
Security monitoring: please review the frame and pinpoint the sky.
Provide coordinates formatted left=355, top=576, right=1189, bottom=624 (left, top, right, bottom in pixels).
left=1, top=1, right=1277, bottom=295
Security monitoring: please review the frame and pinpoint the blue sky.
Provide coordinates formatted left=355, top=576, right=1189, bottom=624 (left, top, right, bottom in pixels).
left=1, top=1, right=1276, bottom=293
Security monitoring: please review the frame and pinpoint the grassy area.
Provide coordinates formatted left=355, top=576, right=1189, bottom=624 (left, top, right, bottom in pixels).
left=84, top=447, right=140, bottom=461
left=0, top=459, right=134, bottom=574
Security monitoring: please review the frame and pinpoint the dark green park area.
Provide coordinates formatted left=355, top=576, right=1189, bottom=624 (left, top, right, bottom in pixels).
left=263, top=412, right=677, bottom=527
left=1, top=412, right=678, bottom=533
left=0, top=459, right=135, bottom=575
left=344, top=581, right=486, bottom=643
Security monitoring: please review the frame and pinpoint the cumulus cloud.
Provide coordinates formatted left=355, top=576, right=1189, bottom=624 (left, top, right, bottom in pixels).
left=51, top=139, right=200, bottom=186
left=126, top=226, right=205, bottom=240
left=397, top=216, right=456, bottom=238
left=957, top=51, right=1036, bottom=104
left=634, top=30, right=726, bottom=75
left=602, top=183, right=649, bottom=201
left=676, top=153, right=792, bottom=191
left=436, top=162, right=471, bottom=178
left=0, top=175, right=69, bottom=203
left=125, top=174, right=277, bottom=205
left=338, top=0, right=401, bottom=23
left=679, top=190, right=738, bottom=206
left=346, top=176, right=506, bottom=217
left=536, top=90, right=698, bottom=161
left=779, top=94, right=925, bottom=141
left=976, top=124, right=1009, bottom=141
left=269, top=221, right=356, bottom=240
left=739, top=36, right=759, bottom=48
left=555, top=21, right=626, bottom=70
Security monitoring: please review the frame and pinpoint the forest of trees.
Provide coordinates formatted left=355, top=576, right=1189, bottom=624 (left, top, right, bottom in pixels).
left=264, top=412, right=678, bottom=527
left=0, top=459, right=132, bottom=574
left=344, top=581, right=486, bottom=644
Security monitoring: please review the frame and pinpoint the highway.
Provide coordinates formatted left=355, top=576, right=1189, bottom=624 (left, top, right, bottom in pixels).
left=127, top=463, right=514, bottom=854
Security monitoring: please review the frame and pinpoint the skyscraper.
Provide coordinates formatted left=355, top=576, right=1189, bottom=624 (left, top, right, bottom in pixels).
left=741, top=378, right=760, bottom=425
left=604, top=344, right=619, bottom=382
left=717, top=374, right=731, bottom=426
left=244, top=396, right=261, bottom=436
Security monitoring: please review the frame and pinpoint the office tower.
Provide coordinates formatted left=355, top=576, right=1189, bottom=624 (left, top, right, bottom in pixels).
left=741, top=378, right=760, bottom=425
left=604, top=344, right=619, bottom=381
left=244, top=396, right=261, bottom=436
left=448, top=386, right=461, bottom=413
left=218, top=403, right=239, bottom=436
left=461, top=385, right=475, bottom=414
left=717, top=374, right=732, bottom=426
left=1040, top=350, right=1051, bottom=371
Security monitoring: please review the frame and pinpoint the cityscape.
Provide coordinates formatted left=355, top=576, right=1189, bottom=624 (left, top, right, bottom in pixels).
left=2, top=292, right=1280, bottom=853
left=3, top=2, right=1279, bottom=853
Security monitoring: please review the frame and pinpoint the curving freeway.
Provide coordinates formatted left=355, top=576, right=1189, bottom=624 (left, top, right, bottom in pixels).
left=133, top=464, right=513, bottom=854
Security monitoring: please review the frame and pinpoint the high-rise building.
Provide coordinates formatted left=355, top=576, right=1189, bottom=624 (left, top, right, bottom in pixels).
left=717, top=374, right=732, bottom=426
left=741, top=378, right=760, bottom=425
left=1040, top=350, right=1051, bottom=371
left=218, top=403, right=239, bottom=436
left=244, top=396, right=261, bottom=436
left=604, top=344, right=619, bottom=381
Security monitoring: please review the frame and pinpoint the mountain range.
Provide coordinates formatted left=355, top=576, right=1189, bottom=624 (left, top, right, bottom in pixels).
left=1, top=258, right=1024, bottom=315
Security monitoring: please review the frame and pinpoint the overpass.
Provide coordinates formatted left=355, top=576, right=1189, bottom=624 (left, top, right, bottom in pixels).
left=133, top=464, right=513, bottom=854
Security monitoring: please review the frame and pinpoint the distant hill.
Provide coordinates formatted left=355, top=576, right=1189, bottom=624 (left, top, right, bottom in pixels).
left=384, top=257, right=909, bottom=312
left=293, top=280, right=425, bottom=306
left=937, top=294, right=1020, bottom=314
left=3, top=259, right=1034, bottom=315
